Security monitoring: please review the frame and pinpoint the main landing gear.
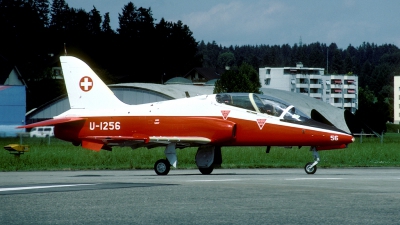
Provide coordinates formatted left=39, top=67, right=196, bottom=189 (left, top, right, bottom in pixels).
left=304, top=147, right=320, bottom=174
left=195, top=146, right=221, bottom=175
left=153, top=143, right=176, bottom=175
left=154, top=159, right=170, bottom=175
left=153, top=145, right=221, bottom=175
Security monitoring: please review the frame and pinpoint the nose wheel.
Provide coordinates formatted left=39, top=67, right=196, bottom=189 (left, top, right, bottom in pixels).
left=304, top=147, right=319, bottom=174
left=304, top=162, right=317, bottom=174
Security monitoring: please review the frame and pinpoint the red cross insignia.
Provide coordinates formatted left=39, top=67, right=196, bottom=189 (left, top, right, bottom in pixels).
left=79, top=76, right=93, bottom=92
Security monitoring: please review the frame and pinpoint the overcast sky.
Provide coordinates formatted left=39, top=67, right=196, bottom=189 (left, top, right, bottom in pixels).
left=66, top=0, right=399, bottom=49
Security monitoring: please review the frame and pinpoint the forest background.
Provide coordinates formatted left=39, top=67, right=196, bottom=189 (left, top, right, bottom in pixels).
left=1, top=0, right=400, bottom=132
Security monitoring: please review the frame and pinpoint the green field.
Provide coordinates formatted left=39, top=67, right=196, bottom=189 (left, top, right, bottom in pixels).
left=1, top=133, right=400, bottom=171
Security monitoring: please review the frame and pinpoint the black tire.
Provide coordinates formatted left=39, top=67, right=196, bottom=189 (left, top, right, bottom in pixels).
left=199, top=165, right=214, bottom=175
left=304, top=162, right=317, bottom=174
left=154, top=159, right=170, bottom=175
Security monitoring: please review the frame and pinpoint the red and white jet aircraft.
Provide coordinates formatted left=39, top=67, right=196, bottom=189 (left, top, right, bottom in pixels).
left=20, top=56, right=354, bottom=175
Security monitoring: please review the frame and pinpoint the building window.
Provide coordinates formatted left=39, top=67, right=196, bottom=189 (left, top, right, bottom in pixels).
left=300, top=88, right=308, bottom=93
left=347, top=89, right=355, bottom=94
left=333, top=79, right=342, bottom=84
left=284, top=69, right=292, bottom=74
left=264, top=78, right=270, bottom=85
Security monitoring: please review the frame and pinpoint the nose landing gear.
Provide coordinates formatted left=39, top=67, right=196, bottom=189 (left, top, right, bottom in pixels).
left=304, top=147, right=319, bottom=174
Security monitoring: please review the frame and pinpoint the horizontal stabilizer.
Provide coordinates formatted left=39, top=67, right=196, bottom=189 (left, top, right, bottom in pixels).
left=18, top=117, right=86, bottom=129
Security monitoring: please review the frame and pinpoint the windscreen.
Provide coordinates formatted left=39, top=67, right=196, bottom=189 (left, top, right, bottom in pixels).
left=216, top=93, right=255, bottom=111
left=255, top=94, right=309, bottom=121
left=216, top=93, right=310, bottom=122
left=281, top=106, right=310, bottom=122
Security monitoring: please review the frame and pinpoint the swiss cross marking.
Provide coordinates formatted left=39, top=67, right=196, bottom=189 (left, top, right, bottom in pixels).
left=256, top=119, right=267, bottom=130
left=221, top=110, right=230, bottom=120
left=80, top=76, right=93, bottom=92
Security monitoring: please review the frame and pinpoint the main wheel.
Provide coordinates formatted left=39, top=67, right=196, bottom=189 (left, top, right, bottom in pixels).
left=154, top=159, right=170, bottom=175
left=199, top=165, right=214, bottom=175
left=304, top=162, right=317, bottom=174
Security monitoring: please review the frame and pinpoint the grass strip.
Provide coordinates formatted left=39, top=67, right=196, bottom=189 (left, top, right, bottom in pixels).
left=1, top=133, right=400, bottom=171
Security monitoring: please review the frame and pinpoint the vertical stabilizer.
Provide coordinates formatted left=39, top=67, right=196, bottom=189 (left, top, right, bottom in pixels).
left=60, top=56, right=126, bottom=110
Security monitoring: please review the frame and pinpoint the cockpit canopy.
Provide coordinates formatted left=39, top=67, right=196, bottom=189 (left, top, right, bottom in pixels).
left=216, top=93, right=310, bottom=122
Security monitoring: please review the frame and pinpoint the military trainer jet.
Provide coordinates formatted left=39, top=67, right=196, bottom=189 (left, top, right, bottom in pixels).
left=20, top=56, right=354, bottom=175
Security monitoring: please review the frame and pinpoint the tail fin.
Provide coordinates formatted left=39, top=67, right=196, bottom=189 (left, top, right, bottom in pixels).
left=60, top=56, right=126, bottom=110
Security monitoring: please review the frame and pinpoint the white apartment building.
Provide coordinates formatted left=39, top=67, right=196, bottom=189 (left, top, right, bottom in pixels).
left=394, top=76, right=400, bottom=124
left=259, top=63, right=358, bottom=113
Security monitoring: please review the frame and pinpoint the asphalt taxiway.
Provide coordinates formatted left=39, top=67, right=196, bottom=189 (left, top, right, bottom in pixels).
left=1, top=168, right=399, bottom=224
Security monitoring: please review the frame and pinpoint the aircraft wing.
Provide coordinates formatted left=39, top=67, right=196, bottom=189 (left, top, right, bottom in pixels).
left=149, top=136, right=211, bottom=144
left=18, top=117, right=87, bottom=128
left=81, top=135, right=212, bottom=151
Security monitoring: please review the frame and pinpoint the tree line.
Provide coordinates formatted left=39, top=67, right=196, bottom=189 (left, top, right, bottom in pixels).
left=203, top=41, right=400, bottom=131
left=200, top=41, right=400, bottom=96
left=0, top=0, right=201, bottom=109
left=1, top=0, right=400, bottom=130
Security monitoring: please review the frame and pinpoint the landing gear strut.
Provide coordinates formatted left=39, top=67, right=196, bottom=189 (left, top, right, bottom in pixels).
left=304, top=147, right=319, bottom=174
left=154, top=143, right=176, bottom=175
